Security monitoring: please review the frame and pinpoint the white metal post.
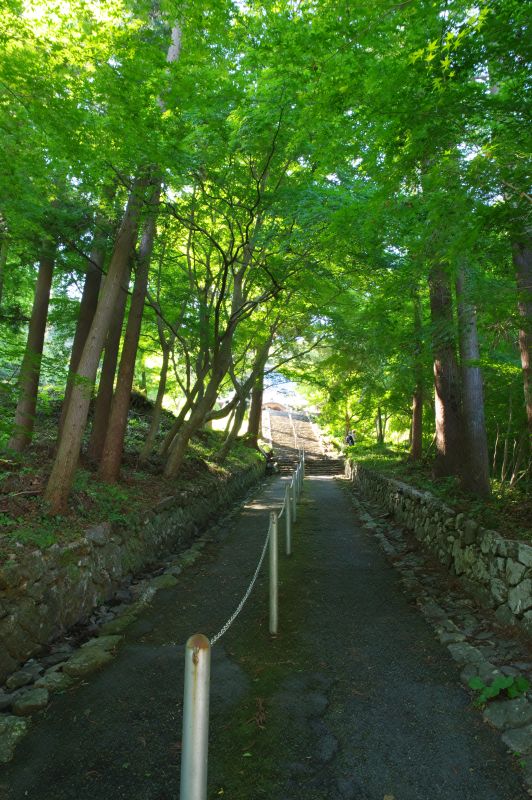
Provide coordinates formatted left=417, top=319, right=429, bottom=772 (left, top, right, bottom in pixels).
left=285, top=484, right=292, bottom=556
left=180, top=634, right=211, bottom=800
left=291, top=478, right=297, bottom=522
left=269, top=512, right=278, bottom=634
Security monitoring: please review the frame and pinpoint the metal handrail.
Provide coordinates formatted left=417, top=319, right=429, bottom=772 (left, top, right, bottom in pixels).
left=180, top=449, right=305, bottom=800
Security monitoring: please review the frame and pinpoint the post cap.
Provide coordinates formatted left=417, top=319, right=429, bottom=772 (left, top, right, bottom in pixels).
left=186, top=633, right=210, bottom=650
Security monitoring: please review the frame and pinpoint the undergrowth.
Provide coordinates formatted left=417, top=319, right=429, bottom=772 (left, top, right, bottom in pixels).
left=0, top=394, right=262, bottom=558
left=346, top=442, right=531, bottom=542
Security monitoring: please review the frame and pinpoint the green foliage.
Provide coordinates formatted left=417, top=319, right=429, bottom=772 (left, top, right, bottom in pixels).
left=0, top=0, right=529, bottom=514
left=347, top=444, right=530, bottom=540
left=468, top=675, right=530, bottom=708
left=72, top=470, right=133, bottom=526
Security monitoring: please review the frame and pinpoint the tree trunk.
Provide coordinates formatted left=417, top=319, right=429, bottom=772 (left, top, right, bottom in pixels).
left=410, top=390, right=423, bottom=459
left=0, top=229, right=8, bottom=309
left=158, top=381, right=201, bottom=457
left=86, top=259, right=132, bottom=463
left=164, top=341, right=232, bottom=477
left=410, top=289, right=423, bottom=461
left=512, top=236, right=532, bottom=433
left=428, top=264, right=463, bottom=478
left=140, top=368, right=147, bottom=392
left=99, top=185, right=160, bottom=482
left=58, top=242, right=105, bottom=437
left=456, top=265, right=491, bottom=496
left=58, top=184, right=118, bottom=436
left=164, top=391, right=217, bottom=477
left=217, top=398, right=247, bottom=462
left=8, top=244, right=55, bottom=452
left=376, top=406, right=384, bottom=444
left=224, top=406, right=237, bottom=436
left=44, top=180, right=146, bottom=511
left=139, top=342, right=171, bottom=465
left=247, top=373, right=264, bottom=448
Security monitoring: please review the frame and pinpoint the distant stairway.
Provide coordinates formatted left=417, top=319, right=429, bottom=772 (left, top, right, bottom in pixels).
left=304, top=457, right=345, bottom=476
left=266, top=409, right=344, bottom=477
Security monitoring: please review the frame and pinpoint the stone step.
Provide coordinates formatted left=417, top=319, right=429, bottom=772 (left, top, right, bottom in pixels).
left=304, top=460, right=345, bottom=475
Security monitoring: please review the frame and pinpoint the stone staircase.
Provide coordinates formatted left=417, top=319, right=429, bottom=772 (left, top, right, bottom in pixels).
left=304, top=456, right=345, bottom=476
left=265, top=410, right=344, bottom=477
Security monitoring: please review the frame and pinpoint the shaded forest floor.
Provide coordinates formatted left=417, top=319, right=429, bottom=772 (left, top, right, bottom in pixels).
left=0, top=393, right=262, bottom=560
left=346, top=442, right=531, bottom=543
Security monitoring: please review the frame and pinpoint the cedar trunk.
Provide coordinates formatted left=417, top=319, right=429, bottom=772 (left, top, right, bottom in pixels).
left=0, top=233, right=8, bottom=309
left=86, top=262, right=131, bottom=463
left=44, top=181, right=146, bottom=511
left=8, top=245, right=55, bottom=452
left=58, top=243, right=104, bottom=436
left=410, top=289, right=423, bottom=461
left=456, top=266, right=491, bottom=496
left=428, top=264, right=463, bottom=478
left=59, top=185, right=117, bottom=436
left=512, top=237, right=532, bottom=433
left=99, top=186, right=160, bottom=482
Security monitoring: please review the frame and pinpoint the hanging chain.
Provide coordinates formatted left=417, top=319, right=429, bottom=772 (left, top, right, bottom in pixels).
left=210, top=523, right=272, bottom=647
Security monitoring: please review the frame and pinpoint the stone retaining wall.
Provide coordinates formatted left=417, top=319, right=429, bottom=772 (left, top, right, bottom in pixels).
left=0, top=461, right=264, bottom=682
left=347, top=460, right=532, bottom=637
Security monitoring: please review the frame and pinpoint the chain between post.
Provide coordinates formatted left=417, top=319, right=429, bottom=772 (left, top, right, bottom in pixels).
left=208, top=448, right=304, bottom=647
left=209, top=522, right=272, bottom=647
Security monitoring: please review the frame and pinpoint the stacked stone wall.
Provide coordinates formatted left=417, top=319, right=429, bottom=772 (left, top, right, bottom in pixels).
left=347, top=461, right=532, bottom=637
left=0, top=461, right=264, bottom=682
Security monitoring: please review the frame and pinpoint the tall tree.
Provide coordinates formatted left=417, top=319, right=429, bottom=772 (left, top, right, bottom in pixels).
left=44, top=179, right=147, bottom=510
left=99, top=182, right=161, bottom=481
left=8, top=241, right=55, bottom=452
left=456, top=264, right=491, bottom=496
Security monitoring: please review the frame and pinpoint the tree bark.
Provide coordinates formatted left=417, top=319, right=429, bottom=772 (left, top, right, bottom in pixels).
left=163, top=336, right=233, bottom=477
left=99, top=184, right=160, bottom=482
left=44, top=180, right=146, bottom=511
left=217, top=398, right=247, bottom=462
left=247, top=369, right=264, bottom=448
left=58, top=184, right=118, bottom=437
left=86, top=259, right=132, bottom=463
left=138, top=339, right=172, bottom=465
left=455, top=265, right=491, bottom=496
left=376, top=406, right=384, bottom=444
left=58, top=242, right=105, bottom=437
left=0, top=226, right=8, bottom=309
left=410, top=289, right=423, bottom=461
left=8, top=244, right=55, bottom=452
left=428, top=264, right=463, bottom=478
left=217, top=337, right=272, bottom=460
left=512, top=236, right=532, bottom=433
left=158, top=389, right=197, bottom=457
left=163, top=386, right=220, bottom=476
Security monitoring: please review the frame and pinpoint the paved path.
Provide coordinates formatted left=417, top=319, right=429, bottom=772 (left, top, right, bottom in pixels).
left=1, top=475, right=525, bottom=799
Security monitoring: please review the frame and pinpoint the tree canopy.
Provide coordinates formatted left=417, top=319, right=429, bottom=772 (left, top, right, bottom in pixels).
left=0, top=0, right=530, bottom=513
